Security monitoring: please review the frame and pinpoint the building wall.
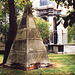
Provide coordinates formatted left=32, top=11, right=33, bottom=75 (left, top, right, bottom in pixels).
left=31, top=0, right=40, bottom=8
left=32, top=0, right=68, bottom=45
left=48, top=16, right=54, bottom=31
left=57, top=23, right=68, bottom=44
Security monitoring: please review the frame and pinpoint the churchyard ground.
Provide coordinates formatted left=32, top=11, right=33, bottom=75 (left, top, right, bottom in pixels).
left=0, top=54, right=75, bottom=75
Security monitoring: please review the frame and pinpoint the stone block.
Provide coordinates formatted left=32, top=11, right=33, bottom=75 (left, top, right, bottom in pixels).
left=16, top=28, right=27, bottom=40
left=64, top=44, right=75, bottom=54
left=27, top=28, right=41, bottom=38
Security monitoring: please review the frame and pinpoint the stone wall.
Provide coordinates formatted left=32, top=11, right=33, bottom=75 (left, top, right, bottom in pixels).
left=64, top=44, right=75, bottom=54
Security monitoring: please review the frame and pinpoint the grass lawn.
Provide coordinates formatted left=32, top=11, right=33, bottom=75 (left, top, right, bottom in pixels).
left=0, top=54, right=75, bottom=75
left=0, top=55, right=4, bottom=64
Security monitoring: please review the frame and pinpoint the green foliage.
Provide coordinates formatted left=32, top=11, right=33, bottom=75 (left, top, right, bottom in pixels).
left=0, top=1, right=9, bottom=43
left=62, top=10, right=75, bottom=28
left=20, top=0, right=33, bottom=14
left=0, top=0, right=9, bottom=15
left=68, top=25, right=75, bottom=43
left=0, top=55, right=4, bottom=63
left=15, top=0, right=34, bottom=15
left=34, top=17, right=51, bottom=43
left=0, top=1, right=8, bottom=22
left=55, top=0, right=75, bottom=28
left=0, top=24, right=9, bottom=36
left=0, top=24, right=9, bottom=41
left=0, top=0, right=33, bottom=44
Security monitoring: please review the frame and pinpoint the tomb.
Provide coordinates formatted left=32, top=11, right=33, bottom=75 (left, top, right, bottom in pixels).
left=5, top=8, right=51, bottom=70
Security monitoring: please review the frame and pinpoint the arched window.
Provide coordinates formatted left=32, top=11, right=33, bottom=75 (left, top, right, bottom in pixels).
left=40, top=0, right=49, bottom=6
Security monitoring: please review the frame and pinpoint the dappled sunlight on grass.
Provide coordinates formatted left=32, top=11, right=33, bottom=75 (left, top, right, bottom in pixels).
left=48, top=54, right=75, bottom=75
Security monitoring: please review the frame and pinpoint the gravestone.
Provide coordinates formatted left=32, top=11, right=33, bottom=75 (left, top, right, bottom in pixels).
left=5, top=10, right=51, bottom=70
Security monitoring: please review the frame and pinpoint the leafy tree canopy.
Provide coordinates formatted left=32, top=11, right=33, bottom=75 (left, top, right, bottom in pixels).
left=34, top=17, right=51, bottom=43
left=54, top=0, right=75, bottom=28
left=68, top=25, right=75, bottom=43
left=0, top=24, right=9, bottom=38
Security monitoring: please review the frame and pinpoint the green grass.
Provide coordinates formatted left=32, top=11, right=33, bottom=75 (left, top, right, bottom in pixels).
left=0, top=55, right=4, bottom=64
left=0, top=54, right=75, bottom=75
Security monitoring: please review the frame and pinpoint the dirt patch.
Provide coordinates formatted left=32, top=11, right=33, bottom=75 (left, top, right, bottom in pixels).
left=0, top=63, right=53, bottom=71
left=52, top=63, right=64, bottom=68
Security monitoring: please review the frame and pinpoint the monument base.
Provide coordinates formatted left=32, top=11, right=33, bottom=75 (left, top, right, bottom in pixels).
left=4, top=63, right=52, bottom=70
left=5, top=14, right=51, bottom=70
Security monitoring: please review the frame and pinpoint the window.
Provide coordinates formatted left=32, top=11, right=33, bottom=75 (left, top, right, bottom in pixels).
left=40, top=0, right=49, bottom=6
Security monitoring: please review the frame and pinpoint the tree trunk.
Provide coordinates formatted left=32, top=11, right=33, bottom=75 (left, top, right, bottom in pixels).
left=3, top=0, right=17, bottom=64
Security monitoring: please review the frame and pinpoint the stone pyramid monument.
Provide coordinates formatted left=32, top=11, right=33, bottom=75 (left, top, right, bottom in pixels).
left=5, top=9, right=51, bottom=70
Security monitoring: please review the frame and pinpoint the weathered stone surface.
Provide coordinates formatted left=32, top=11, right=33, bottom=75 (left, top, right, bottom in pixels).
left=20, top=13, right=27, bottom=28
left=6, top=52, right=27, bottom=66
left=16, top=28, right=27, bottom=40
left=28, top=40, right=45, bottom=52
left=5, top=14, right=50, bottom=70
left=27, top=28, right=41, bottom=38
left=28, top=16, right=36, bottom=28
left=13, top=40, right=27, bottom=51
left=28, top=51, right=50, bottom=66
